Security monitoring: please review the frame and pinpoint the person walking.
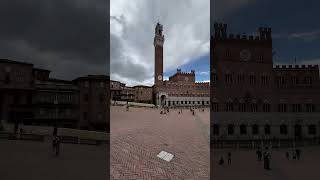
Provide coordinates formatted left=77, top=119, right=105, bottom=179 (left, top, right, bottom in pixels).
left=227, top=152, right=232, bottom=165
left=263, top=147, right=271, bottom=170
left=219, top=156, right=224, bottom=165
left=296, top=149, right=301, bottom=160
left=53, top=135, right=61, bottom=156
left=286, top=151, right=290, bottom=160
left=256, top=148, right=262, bottom=161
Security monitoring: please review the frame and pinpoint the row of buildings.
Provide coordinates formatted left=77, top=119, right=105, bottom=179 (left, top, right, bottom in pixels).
left=0, top=59, right=109, bottom=131
left=110, top=81, right=153, bottom=104
left=211, top=23, right=320, bottom=140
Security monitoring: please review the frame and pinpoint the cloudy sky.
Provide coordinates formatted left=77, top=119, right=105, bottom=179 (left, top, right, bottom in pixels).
left=212, top=0, right=320, bottom=66
left=110, top=0, right=210, bottom=86
left=0, top=0, right=108, bottom=80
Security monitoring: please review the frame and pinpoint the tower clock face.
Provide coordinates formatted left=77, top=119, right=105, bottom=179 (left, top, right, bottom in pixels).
left=185, top=77, right=189, bottom=81
left=240, top=49, right=251, bottom=61
left=158, top=75, right=162, bottom=80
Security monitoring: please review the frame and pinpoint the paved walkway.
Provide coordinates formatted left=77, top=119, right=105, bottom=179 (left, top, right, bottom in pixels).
left=212, top=147, right=320, bottom=180
left=111, top=106, right=210, bottom=179
left=0, top=140, right=108, bottom=180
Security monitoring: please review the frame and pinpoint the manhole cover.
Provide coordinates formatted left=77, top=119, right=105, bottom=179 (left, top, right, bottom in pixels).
left=157, top=151, right=174, bottom=162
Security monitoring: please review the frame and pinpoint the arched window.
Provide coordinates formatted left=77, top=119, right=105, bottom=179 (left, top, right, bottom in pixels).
left=228, top=124, right=234, bottom=135
left=252, top=124, right=259, bottom=135
left=264, top=124, right=271, bottom=135
left=213, top=124, right=220, bottom=135
left=280, top=124, right=287, bottom=135
left=226, top=103, right=233, bottom=112
left=308, top=124, right=317, bottom=135
left=240, top=124, right=247, bottom=135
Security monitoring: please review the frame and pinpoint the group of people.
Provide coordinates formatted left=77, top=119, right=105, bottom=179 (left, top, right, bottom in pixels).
left=219, top=152, right=232, bottom=165
left=256, top=146, right=271, bottom=170
left=286, top=148, right=301, bottom=160
left=160, top=106, right=170, bottom=114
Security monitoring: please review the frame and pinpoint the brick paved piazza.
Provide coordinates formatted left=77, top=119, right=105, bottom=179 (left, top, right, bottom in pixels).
left=110, top=106, right=210, bottom=180
left=0, top=140, right=108, bottom=180
left=212, top=147, right=320, bottom=180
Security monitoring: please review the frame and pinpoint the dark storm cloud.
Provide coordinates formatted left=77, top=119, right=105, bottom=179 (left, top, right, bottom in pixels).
left=0, top=0, right=109, bottom=80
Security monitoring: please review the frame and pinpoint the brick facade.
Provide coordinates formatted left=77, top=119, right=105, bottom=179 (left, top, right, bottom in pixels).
left=211, top=23, right=320, bottom=140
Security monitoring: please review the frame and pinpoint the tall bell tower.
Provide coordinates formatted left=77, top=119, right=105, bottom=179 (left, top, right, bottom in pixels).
left=154, top=22, right=164, bottom=86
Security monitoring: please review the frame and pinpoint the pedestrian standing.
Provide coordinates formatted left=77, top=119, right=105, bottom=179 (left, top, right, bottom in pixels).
left=296, top=149, right=301, bottom=160
left=256, top=148, right=262, bottom=161
left=54, top=135, right=61, bottom=156
left=227, top=152, right=231, bottom=165
left=219, top=156, right=224, bottom=165
left=286, top=151, right=289, bottom=160
left=263, top=147, right=271, bottom=170
left=52, top=135, right=57, bottom=154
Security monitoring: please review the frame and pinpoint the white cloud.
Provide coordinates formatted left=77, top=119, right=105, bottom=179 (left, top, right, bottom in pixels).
left=110, top=0, right=209, bottom=86
left=198, top=71, right=210, bottom=75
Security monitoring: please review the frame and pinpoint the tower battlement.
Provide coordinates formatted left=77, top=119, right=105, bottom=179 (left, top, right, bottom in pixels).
left=175, top=69, right=195, bottom=75
left=273, top=64, right=319, bottom=70
left=213, top=22, right=272, bottom=42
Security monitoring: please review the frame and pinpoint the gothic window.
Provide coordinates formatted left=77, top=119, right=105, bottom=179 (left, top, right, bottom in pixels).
left=5, top=74, right=10, bottom=84
left=226, top=50, right=231, bottom=57
left=99, top=94, right=104, bottom=103
left=264, top=124, right=271, bottom=135
left=250, top=103, right=258, bottom=112
left=252, top=124, right=259, bottom=135
left=261, top=75, right=269, bottom=85
left=306, top=104, right=315, bottom=112
left=213, top=124, right=220, bottom=135
left=263, top=103, right=271, bottom=112
left=84, top=81, right=89, bottom=87
left=213, top=73, right=218, bottom=84
left=291, top=76, right=299, bottom=85
left=308, top=125, right=317, bottom=135
left=258, top=55, right=264, bottom=62
left=305, top=76, right=312, bottom=85
left=249, top=75, right=256, bottom=85
left=237, top=74, right=245, bottom=84
left=83, top=112, right=87, bottom=120
left=276, top=76, right=285, bottom=87
left=240, top=124, right=247, bottom=135
left=280, top=124, right=288, bottom=135
left=278, top=104, right=287, bottom=112
left=228, top=124, right=234, bottom=135
left=84, top=94, right=89, bottom=102
left=225, top=74, right=232, bottom=84
left=226, top=103, right=233, bottom=112
left=239, top=103, right=246, bottom=112
left=212, top=103, right=219, bottom=112
left=292, top=104, right=301, bottom=112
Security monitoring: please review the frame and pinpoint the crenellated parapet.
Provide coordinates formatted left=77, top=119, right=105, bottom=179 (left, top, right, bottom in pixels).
left=273, top=64, right=319, bottom=70
left=213, top=22, right=272, bottom=42
left=195, top=82, right=210, bottom=85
